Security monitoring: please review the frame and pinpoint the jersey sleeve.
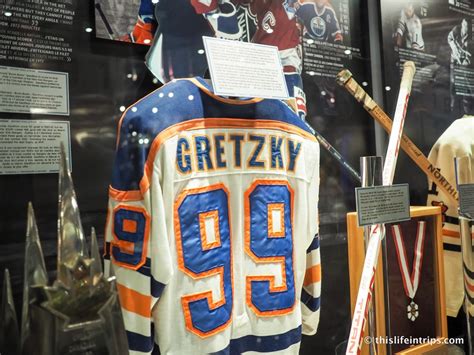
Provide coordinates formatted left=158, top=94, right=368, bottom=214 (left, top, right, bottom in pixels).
left=426, top=140, right=464, bottom=317
left=396, top=10, right=407, bottom=37
left=328, top=9, right=342, bottom=43
left=300, top=145, right=321, bottom=335
left=105, top=111, right=173, bottom=355
left=295, top=4, right=312, bottom=28
left=138, top=0, right=157, bottom=24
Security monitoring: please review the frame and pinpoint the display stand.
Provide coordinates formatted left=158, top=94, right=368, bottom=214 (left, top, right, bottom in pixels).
left=347, top=207, right=448, bottom=354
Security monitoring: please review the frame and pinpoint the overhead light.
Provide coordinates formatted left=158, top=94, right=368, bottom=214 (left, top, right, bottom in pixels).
left=385, top=86, right=391, bottom=91
left=4, top=11, right=12, bottom=17
left=362, top=81, right=368, bottom=87
left=85, top=27, right=93, bottom=33
left=197, top=49, right=205, bottom=55
left=119, top=106, right=126, bottom=112
left=344, top=49, right=351, bottom=55
left=143, top=39, right=151, bottom=44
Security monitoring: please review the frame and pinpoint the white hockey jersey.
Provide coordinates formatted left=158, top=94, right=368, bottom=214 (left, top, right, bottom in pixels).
left=396, top=9, right=424, bottom=50
left=104, top=77, right=321, bottom=354
left=426, top=117, right=474, bottom=317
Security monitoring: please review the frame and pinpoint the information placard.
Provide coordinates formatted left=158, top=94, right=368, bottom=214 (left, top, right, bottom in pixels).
left=356, top=184, right=411, bottom=226
left=0, top=66, right=69, bottom=116
left=459, top=183, right=474, bottom=218
left=203, top=36, right=289, bottom=100
left=0, top=119, right=71, bottom=175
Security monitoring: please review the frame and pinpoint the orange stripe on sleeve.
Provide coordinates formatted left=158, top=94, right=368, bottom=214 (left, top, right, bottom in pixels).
left=303, top=265, right=321, bottom=287
left=117, top=283, right=152, bottom=318
left=443, top=229, right=474, bottom=239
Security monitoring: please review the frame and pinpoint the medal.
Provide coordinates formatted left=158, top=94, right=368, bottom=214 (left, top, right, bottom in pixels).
left=391, top=221, right=426, bottom=322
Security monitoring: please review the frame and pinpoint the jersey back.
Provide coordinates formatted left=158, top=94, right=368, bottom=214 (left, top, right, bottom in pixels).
left=105, top=78, right=321, bottom=354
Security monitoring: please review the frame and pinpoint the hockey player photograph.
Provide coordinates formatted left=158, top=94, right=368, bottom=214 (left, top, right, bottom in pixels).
left=448, top=18, right=474, bottom=113
left=448, top=18, right=471, bottom=66
left=394, top=3, right=425, bottom=51
left=295, top=0, right=343, bottom=44
left=95, top=0, right=155, bottom=44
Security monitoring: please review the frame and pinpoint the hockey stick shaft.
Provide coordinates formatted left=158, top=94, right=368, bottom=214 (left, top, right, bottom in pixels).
left=345, top=61, right=416, bottom=355
left=95, top=3, right=115, bottom=40
left=336, top=69, right=459, bottom=205
left=312, top=129, right=361, bottom=183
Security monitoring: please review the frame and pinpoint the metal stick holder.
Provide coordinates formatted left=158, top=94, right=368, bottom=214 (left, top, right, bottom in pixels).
left=455, top=156, right=474, bottom=355
left=360, top=156, right=386, bottom=355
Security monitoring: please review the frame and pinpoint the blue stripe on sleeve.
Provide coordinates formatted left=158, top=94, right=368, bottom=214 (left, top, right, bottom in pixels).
left=301, top=288, right=321, bottom=312
left=151, top=278, right=166, bottom=298
left=127, top=327, right=155, bottom=353
left=105, top=242, right=166, bottom=298
left=306, top=235, right=320, bottom=253
left=211, top=325, right=302, bottom=355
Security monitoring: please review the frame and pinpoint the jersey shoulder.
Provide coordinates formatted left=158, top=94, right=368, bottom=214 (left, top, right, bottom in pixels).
left=118, top=79, right=204, bottom=142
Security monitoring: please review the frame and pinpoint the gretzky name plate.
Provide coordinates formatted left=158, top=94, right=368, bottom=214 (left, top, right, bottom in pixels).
left=0, top=66, right=69, bottom=116
left=203, top=37, right=289, bottom=100
left=356, top=184, right=410, bottom=226
left=0, top=119, right=71, bottom=175
left=458, top=183, right=474, bottom=218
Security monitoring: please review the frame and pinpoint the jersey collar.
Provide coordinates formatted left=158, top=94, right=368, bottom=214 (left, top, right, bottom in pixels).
left=189, top=77, right=264, bottom=105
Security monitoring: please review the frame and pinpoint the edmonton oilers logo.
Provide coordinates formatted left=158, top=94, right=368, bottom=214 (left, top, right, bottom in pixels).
left=310, top=17, right=326, bottom=38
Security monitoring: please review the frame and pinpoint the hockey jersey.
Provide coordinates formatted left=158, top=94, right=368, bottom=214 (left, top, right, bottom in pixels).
left=191, top=0, right=302, bottom=73
left=396, top=9, right=424, bottom=51
left=295, top=3, right=342, bottom=43
left=426, top=117, right=474, bottom=317
left=104, top=77, right=321, bottom=354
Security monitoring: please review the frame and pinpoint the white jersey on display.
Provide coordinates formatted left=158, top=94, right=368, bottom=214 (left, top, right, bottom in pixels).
left=397, top=10, right=424, bottom=50
left=426, top=117, right=474, bottom=317
left=104, top=78, right=321, bottom=354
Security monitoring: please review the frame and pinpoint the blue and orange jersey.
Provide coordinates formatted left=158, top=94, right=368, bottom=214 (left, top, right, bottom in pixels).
left=104, top=77, right=321, bottom=354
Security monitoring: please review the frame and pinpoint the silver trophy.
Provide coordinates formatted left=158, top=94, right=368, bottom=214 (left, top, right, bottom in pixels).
left=0, top=269, right=20, bottom=355
left=21, top=144, right=129, bottom=355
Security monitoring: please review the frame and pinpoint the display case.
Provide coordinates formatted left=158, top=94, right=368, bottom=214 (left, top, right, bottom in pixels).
left=348, top=206, right=448, bottom=354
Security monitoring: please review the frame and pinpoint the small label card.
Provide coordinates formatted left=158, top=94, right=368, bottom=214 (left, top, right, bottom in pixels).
left=356, top=184, right=411, bottom=226
left=203, top=36, right=289, bottom=100
left=458, top=184, right=474, bottom=218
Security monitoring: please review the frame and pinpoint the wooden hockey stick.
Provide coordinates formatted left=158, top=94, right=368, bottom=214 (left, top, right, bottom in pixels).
left=336, top=69, right=458, bottom=205
left=345, top=61, right=416, bottom=355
